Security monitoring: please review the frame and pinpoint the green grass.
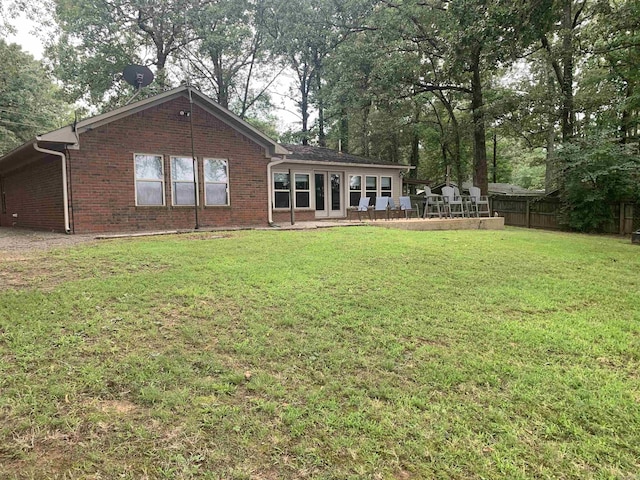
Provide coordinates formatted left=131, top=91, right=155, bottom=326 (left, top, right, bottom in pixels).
left=1, top=227, right=639, bottom=479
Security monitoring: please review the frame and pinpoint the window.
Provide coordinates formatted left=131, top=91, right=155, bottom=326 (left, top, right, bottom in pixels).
left=273, top=172, right=290, bottom=208
left=295, top=173, right=310, bottom=208
left=204, top=158, right=229, bottom=206
left=349, top=175, right=362, bottom=207
left=381, top=176, right=392, bottom=197
left=365, top=175, right=377, bottom=203
left=171, top=156, right=198, bottom=206
left=134, top=154, right=164, bottom=206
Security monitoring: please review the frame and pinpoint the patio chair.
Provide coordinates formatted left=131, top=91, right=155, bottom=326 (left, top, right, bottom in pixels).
left=387, top=197, right=400, bottom=219
left=349, top=196, right=372, bottom=220
left=373, top=196, right=390, bottom=220
left=454, top=186, right=472, bottom=217
left=399, top=196, right=419, bottom=218
left=468, top=186, right=491, bottom=217
left=442, top=186, right=465, bottom=218
left=422, top=187, right=444, bottom=219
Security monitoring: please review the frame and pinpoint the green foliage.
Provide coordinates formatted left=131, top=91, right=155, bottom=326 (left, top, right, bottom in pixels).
left=0, top=40, right=71, bottom=155
left=558, top=136, right=640, bottom=232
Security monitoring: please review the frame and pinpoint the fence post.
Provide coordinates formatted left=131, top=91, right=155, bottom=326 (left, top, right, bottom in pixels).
left=526, top=200, right=531, bottom=228
left=619, top=202, right=625, bottom=234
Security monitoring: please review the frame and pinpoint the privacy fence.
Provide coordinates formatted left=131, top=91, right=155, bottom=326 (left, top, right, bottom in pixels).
left=491, top=196, right=639, bottom=234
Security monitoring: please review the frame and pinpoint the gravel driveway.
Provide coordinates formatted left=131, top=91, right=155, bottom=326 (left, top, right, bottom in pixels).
left=0, top=227, right=96, bottom=256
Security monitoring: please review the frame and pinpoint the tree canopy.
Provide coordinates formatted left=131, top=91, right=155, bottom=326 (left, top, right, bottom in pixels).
left=1, top=0, right=639, bottom=225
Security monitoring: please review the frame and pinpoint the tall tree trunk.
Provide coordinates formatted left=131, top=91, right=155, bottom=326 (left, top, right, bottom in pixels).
left=300, top=72, right=310, bottom=146
left=316, top=69, right=326, bottom=147
left=560, top=0, right=574, bottom=141
left=339, top=107, right=349, bottom=153
left=361, top=101, right=371, bottom=157
left=470, top=45, right=488, bottom=195
left=545, top=64, right=557, bottom=193
left=621, top=81, right=633, bottom=143
left=409, top=104, right=420, bottom=182
left=436, top=93, right=463, bottom=189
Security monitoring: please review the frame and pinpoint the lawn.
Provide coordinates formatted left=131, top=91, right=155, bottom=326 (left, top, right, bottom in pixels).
left=0, top=227, right=639, bottom=479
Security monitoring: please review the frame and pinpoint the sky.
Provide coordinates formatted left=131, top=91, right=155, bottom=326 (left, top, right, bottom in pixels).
left=5, top=13, right=303, bottom=133
left=6, top=14, right=43, bottom=59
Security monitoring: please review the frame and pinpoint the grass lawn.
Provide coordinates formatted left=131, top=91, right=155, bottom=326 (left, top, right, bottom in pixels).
left=1, top=226, right=639, bottom=479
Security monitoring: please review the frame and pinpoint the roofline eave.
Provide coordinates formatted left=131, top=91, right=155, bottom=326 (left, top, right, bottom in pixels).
left=277, top=159, right=414, bottom=170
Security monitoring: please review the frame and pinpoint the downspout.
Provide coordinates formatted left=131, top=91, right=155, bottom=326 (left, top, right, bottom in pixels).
left=267, top=157, right=286, bottom=226
left=33, top=140, right=71, bottom=233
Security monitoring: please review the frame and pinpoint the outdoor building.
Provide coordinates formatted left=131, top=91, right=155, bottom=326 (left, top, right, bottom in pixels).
left=0, top=86, right=410, bottom=233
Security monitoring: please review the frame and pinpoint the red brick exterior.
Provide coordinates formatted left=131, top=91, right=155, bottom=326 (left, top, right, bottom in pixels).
left=272, top=210, right=322, bottom=223
left=0, top=156, right=65, bottom=231
left=66, top=96, right=272, bottom=233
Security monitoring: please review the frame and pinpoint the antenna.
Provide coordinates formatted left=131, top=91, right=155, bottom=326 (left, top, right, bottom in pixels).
left=122, top=65, right=154, bottom=105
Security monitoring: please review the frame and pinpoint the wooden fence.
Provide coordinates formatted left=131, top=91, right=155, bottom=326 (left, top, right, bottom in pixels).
left=490, top=196, right=638, bottom=234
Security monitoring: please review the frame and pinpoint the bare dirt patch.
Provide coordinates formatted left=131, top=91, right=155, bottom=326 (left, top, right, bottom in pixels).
left=0, top=228, right=96, bottom=259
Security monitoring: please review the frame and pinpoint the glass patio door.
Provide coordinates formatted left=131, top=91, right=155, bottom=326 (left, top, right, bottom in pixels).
left=315, top=171, right=343, bottom=218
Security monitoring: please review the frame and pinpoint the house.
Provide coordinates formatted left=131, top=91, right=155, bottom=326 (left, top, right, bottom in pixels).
left=0, top=86, right=411, bottom=233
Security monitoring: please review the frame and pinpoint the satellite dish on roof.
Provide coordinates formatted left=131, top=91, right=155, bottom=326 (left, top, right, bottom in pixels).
left=122, top=65, right=154, bottom=105
left=123, top=65, right=154, bottom=89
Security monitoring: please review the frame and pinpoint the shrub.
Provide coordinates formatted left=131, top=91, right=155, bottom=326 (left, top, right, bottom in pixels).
left=557, top=137, right=640, bottom=232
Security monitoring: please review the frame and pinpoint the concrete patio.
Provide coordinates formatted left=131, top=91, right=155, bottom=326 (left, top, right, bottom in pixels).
left=271, top=216, right=504, bottom=231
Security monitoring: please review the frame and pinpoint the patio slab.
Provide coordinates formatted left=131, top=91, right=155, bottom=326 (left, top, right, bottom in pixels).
left=364, top=216, right=504, bottom=231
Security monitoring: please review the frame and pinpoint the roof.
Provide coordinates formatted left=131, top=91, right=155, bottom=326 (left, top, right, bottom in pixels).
left=478, top=182, right=545, bottom=196
left=0, top=86, right=288, bottom=173
left=283, top=144, right=410, bottom=168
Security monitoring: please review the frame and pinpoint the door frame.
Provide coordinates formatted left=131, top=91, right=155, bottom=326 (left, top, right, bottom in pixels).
left=314, top=170, right=344, bottom=218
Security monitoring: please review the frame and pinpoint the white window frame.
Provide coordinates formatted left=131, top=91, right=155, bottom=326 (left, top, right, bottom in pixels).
left=170, top=156, right=199, bottom=206
left=294, top=173, right=311, bottom=209
left=365, top=175, right=377, bottom=203
left=134, top=153, right=165, bottom=207
left=273, top=171, right=290, bottom=209
left=349, top=175, right=363, bottom=207
left=380, top=175, right=393, bottom=197
left=203, top=158, right=229, bottom=206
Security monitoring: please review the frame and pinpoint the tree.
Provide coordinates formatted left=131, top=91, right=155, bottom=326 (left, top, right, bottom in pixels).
left=558, top=135, right=640, bottom=232
left=47, top=0, right=200, bottom=109
left=184, top=0, right=280, bottom=119
left=363, top=0, right=552, bottom=193
left=0, top=40, right=70, bottom=155
left=264, top=0, right=367, bottom=145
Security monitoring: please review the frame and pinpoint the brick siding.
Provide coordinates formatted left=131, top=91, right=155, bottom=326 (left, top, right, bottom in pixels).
left=67, top=96, right=271, bottom=233
left=0, top=156, right=65, bottom=231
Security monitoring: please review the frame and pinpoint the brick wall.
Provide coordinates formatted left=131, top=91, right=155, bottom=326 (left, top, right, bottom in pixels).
left=0, top=156, right=65, bottom=231
left=68, top=96, right=272, bottom=233
left=272, top=210, right=319, bottom=224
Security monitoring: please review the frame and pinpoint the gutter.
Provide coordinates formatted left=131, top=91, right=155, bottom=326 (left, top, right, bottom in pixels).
left=33, top=140, right=71, bottom=234
left=266, top=157, right=286, bottom=226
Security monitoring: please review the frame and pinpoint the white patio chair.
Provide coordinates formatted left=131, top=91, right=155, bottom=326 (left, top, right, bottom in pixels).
left=468, top=186, right=491, bottom=217
left=442, top=186, right=465, bottom=218
left=422, top=187, right=444, bottom=219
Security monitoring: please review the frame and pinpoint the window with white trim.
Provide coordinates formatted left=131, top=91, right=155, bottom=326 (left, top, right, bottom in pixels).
left=134, top=154, right=164, bottom=206
left=273, top=172, right=290, bottom=208
left=365, top=175, right=377, bottom=203
left=204, top=158, right=229, bottom=206
left=349, top=175, right=362, bottom=207
left=171, top=156, right=198, bottom=206
left=295, top=173, right=310, bottom=208
left=381, top=176, right=392, bottom=197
